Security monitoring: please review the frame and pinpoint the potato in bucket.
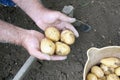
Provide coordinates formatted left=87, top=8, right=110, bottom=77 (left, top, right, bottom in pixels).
left=84, top=46, right=120, bottom=80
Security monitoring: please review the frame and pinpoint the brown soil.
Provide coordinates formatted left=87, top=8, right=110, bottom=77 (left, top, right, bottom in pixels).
left=1, top=0, right=120, bottom=80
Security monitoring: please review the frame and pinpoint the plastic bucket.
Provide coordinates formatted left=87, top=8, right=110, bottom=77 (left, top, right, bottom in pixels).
left=83, top=46, right=120, bottom=80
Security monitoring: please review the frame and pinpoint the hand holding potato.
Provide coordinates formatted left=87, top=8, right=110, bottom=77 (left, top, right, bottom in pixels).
left=22, top=30, right=66, bottom=61
left=40, top=26, right=75, bottom=56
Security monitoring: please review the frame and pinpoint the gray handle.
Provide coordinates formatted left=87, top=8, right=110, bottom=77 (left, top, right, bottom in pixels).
left=13, top=56, right=37, bottom=80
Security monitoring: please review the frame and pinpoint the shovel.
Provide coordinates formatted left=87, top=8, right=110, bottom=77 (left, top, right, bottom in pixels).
left=62, top=5, right=92, bottom=32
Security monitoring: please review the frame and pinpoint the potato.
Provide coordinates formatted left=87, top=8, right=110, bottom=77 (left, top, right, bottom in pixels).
left=87, top=73, right=98, bottom=80
left=107, top=74, right=119, bottom=80
left=98, top=76, right=106, bottom=80
left=55, top=42, right=70, bottom=56
left=115, top=67, right=120, bottom=76
left=45, top=27, right=60, bottom=41
left=40, top=38, right=55, bottom=55
left=91, top=66, right=104, bottom=78
left=87, top=57, right=120, bottom=80
left=100, top=57, right=120, bottom=68
left=61, top=30, right=75, bottom=45
left=100, top=64, right=114, bottom=75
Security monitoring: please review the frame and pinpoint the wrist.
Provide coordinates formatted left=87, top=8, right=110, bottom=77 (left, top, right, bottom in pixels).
left=17, top=29, right=29, bottom=46
left=0, top=20, right=28, bottom=46
left=19, top=30, right=34, bottom=49
left=18, top=29, right=36, bottom=49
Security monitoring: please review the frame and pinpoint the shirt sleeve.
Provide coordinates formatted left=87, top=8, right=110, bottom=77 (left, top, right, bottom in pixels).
left=0, top=0, right=16, bottom=6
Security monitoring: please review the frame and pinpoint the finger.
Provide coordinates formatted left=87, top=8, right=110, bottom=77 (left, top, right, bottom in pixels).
left=30, top=50, right=51, bottom=60
left=55, top=22, right=79, bottom=37
left=58, top=12, right=76, bottom=23
left=50, top=56, right=67, bottom=61
left=65, top=23, right=79, bottom=37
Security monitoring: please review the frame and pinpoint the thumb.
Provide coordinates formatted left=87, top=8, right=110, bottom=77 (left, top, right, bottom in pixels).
left=58, top=12, right=76, bottom=23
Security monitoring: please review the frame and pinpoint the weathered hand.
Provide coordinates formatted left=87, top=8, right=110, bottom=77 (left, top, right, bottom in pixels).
left=22, top=30, right=67, bottom=60
left=35, top=8, right=79, bottom=37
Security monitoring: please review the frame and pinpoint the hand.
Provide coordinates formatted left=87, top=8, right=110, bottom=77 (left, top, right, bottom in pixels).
left=35, top=8, right=79, bottom=37
left=22, top=30, right=67, bottom=60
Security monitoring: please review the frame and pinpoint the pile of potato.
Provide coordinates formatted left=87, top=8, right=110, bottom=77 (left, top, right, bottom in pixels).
left=40, top=27, right=75, bottom=56
left=87, top=57, right=120, bottom=80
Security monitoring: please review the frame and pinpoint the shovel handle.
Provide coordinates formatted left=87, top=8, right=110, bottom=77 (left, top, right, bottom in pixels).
left=13, top=56, right=37, bottom=80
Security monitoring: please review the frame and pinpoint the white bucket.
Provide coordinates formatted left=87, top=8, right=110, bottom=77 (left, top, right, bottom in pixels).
left=83, top=46, right=120, bottom=80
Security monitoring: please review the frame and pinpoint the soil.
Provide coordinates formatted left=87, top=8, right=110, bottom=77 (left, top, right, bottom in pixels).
left=1, top=0, right=120, bottom=80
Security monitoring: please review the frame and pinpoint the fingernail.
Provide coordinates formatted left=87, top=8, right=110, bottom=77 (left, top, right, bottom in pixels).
left=46, top=57, right=51, bottom=60
left=60, top=56, right=67, bottom=60
left=63, top=56, right=67, bottom=60
left=75, top=32, right=79, bottom=38
left=70, top=18, right=76, bottom=23
left=44, top=55, right=51, bottom=60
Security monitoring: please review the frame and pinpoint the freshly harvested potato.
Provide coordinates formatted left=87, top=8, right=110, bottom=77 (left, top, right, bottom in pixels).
left=40, top=38, right=55, bottom=55
left=107, top=74, right=119, bottom=80
left=87, top=73, right=98, bottom=80
left=55, top=42, right=70, bottom=56
left=98, top=78, right=104, bottom=80
left=91, top=66, right=104, bottom=78
left=115, top=67, right=120, bottom=76
left=87, top=57, right=120, bottom=80
left=45, top=27, right=60, bottom=41
left=98, top=76, right=106, bottom=80
left=100, top=64, right=114, bottom=75
left=100, top=57, right=120, bottom=68
left=61, top=30, right=75, bottom=45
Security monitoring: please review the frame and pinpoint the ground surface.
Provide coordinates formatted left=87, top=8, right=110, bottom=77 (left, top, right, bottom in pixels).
left=1, top=0, right=120, bottom=80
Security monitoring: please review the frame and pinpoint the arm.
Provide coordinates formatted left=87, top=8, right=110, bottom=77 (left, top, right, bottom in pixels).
left=0, top=20, right=66, bottom=60
left=0, top=20, right=26, bottom=45
left=12, top=0, right=44, bottom=23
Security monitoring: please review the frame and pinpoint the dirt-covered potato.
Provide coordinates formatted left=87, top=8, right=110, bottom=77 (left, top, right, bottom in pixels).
left=91, top=66, right=104, bottom=78
left=55, top=42, right=70, bottom=56
left=40, top=38, right=55, bottom=55
left=115, top=67, right=120, bottom=76
left=87, top=73, right=98, bottom=80
left=61, top=30, right=75, bottom=45
left=45, top=27, right=60, bottom=41
left=106, top=74, right=119, bottom=80
left=100, top=57, right=120, bottom=68
left=100, top=64, right=114, bottom=75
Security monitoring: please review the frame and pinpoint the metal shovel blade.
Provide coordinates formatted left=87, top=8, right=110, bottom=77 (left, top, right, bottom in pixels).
left=73, top=19, right=92, bottom=32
